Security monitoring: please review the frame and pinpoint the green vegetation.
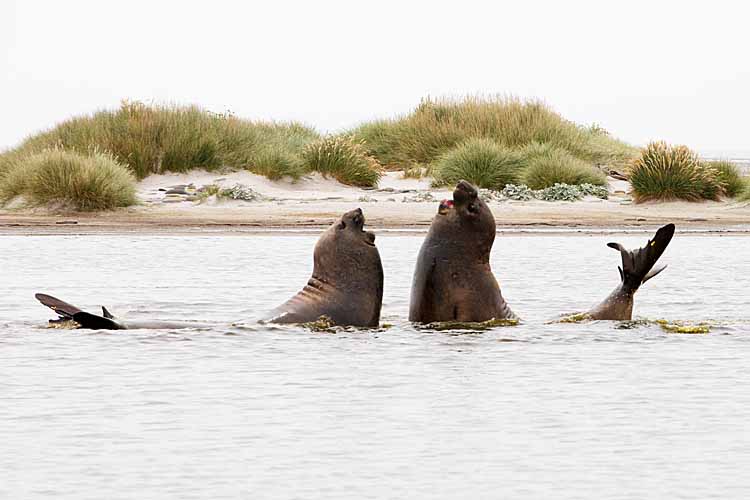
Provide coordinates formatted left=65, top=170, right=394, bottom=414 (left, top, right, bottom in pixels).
left=739, top=180, right=750, bottom=202
left=0, top=148, right=136, bottom=210
left=2, top=97, right=743, bottom=211
left=4, top=101, right=320, bottom=180
left=710, top=160, right=744, bottom=197
left=521, top=143, right=606, bottom=189
left=432, top=138, right=525, bottom=189
left=302, top=136, right=382, bottom=187
left=628, top=142, right=724, bottom=202
left=351, top=96, right=636, bottom=167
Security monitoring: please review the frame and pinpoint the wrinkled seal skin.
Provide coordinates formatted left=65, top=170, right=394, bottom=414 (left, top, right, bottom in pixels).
left=587, top=223, right=676, bottom=320
left=409, top=180, right=514, bottom=323
left=266, top=208, right=383, bottom=327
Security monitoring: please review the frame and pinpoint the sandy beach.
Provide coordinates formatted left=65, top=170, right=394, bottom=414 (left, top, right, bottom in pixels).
left=1, top=170, right=749, bottom=234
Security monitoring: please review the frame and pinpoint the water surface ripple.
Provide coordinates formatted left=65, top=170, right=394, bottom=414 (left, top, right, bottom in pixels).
left=1, top=233, right=749, bottom=499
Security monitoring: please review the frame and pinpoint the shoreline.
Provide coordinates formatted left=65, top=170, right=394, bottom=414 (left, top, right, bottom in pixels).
left=2, top=169, right=748, bottom=236
left=2, top=202, right=749, bottom=236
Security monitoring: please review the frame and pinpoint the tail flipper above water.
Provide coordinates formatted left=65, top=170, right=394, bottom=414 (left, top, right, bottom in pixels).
left=36, top=292, right=122, bottom=329
left=607, top=223, right=675, bottom=292
left=586, top=223, right=676, bottom=321
left=35, top=293, right=82, bottom=320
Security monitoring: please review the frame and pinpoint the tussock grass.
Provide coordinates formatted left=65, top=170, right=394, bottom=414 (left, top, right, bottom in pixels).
left=302, top=136, right=382, bottom=187
left=5, top=101, right=319, bottom=179
left=521, top=143, right=606, bottom=189
left=0, top=149, right=137, bottom=210
left=351, top=96, right=636, bottom=168
left=432, top=138, right=525, bottom=190
left=738, top=179, right=750, bottom=201
left=628, top=142, right=723, bottom=202
left=710, top=160, right=744, bottom=197
left=246, top=145, right=307, bottom=181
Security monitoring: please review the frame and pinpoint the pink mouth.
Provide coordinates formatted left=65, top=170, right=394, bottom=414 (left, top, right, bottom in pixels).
left=438, top=199, right=454, bottom=214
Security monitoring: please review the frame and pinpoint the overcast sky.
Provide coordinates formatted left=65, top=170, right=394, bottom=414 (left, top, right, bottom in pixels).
left=2, top=0, right=748, bottom=155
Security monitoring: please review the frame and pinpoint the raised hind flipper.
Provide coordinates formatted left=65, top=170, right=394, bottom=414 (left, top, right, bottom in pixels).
left=36, top=292, right=123, bottom=329
left=607, top=223, right=675, bottom=292
left=35, top=293, right=82, bottom=320
left=587, top=224, right=676, bottom=320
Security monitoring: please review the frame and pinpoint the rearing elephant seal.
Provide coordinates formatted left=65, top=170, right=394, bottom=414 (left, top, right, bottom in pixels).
left=265, top=208, right=383, bottom=327
left=409, top=180, right=514, bottom=323
left=586, top=223, right=675, bottom=320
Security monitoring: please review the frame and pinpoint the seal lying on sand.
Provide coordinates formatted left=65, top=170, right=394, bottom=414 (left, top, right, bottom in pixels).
left=264, top=208, right=383, bottom=327
left=35, top=293, right=212, bottom=330
left=586, top=223, right=675, bottom=320
left=409, top=180, right=515, bottom=323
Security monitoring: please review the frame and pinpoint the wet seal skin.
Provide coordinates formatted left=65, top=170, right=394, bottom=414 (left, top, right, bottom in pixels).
left=263, top=208, right=384, bottom=327
left=409, top=180, right=515, bottom=323
left=35, top=293, right=212, bottom=330
left=586, top=223, right=676, bottom=320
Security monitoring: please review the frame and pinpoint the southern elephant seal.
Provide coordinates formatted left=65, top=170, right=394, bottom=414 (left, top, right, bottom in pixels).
left=265, top=208, right=383, bottom=327
left=586, top=223, right=675, bottom=320
left=409, top=180, right=515, bottom=323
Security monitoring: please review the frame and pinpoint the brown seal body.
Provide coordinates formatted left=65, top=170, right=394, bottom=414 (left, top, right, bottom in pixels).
left=409, top=180, right=514, bottom=323
left=587, top=223, right=675, bottom=320
left=266, top=208, right=383, bottom=327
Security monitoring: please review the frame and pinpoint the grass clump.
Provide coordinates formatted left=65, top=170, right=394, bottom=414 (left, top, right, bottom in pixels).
left=520, top=142, right=606, bottom=189
left=351, top=96, right=636, bottom=168
left=246, top=145, right=306, bottom=181
left=709, top=160, right=744, bottom=197
left=3, top=101, right=320, bottom=180
left=628, top=142, right=724, bottom=202
left=432, top=138, right=524, bottom=190
left=739, top=179, right=750, bottom=201
left=302, top=136, right=382, bottom=187
left=0, top=148, right=137, bottom=210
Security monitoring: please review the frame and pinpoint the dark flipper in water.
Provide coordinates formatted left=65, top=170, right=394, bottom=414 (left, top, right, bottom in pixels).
left=607, top=223, right=675, bottom=293
left=36, top=292, right=212, bottom=330
left=36, top=292, right=123, bottom=329
left=72, top=312, right=125, bottom=330
left=35, top=293, right=82, bottom=320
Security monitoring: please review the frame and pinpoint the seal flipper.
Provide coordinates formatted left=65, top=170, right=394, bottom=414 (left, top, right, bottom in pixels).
left=72, top=312, right=125, bottom=330
left=35, top=293, right=83, bottom=319
left=102, top=306, right=114, bottom=319
left=608, top=223, right=675, bottom=292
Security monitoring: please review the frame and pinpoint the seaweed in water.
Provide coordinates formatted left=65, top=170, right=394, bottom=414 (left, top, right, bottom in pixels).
left=418, top=317, right=519, bottom=331
left=656, top=319, right=711, bottom=334
left=555, top=312, right=593, bottom=324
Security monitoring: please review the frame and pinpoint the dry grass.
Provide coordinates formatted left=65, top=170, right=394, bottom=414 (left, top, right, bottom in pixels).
left=432, top=138, right=525, bottom=189
left=709, top=160, right=744, bottom=197
left=351, top=96, right=636, bottom=168
left=301, top=136, right=382, bottom=187
left=5, top=101, right=319, bottom=179
left=0, top=148, right=137, bottom=210
left=628, top=142, right=724, bottom=202
left=521, top=143, right=606, bottom=189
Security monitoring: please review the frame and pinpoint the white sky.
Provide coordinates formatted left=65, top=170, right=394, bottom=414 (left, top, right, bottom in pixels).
left=2, top=0, right=749, bottom=155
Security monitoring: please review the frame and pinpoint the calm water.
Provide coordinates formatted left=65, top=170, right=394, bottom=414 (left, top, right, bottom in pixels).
left=2, top=231, right=750, bottom=499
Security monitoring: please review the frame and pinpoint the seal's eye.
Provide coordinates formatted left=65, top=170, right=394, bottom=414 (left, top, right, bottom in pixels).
left=467, top=203, right=480, bottom=215
left=353, top=214, right=363, bottom=226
